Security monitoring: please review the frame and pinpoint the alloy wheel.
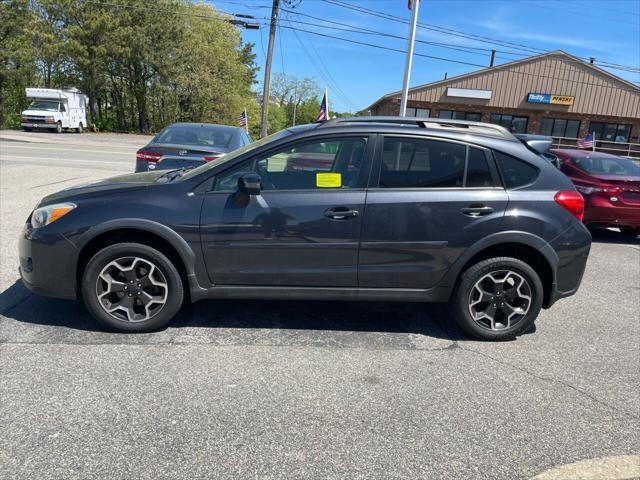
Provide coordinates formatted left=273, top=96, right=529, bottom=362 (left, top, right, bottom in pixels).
left=468, top=270, right=532, bottom=331
left=96, top=257, right=168, bottom=322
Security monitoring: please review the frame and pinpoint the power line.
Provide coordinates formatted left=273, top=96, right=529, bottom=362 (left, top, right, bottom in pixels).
left=268, top=23, right=640, bottom=93
left=321, top=0, right=640, bottom=72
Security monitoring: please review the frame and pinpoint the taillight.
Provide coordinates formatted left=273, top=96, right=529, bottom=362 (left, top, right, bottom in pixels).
left=136, top=150, right=162, bottom=162
left=575, top=184, right=623, bottom=196
left=554, top=190, right=584, bottom=221
left=203, top=155, right=221, bottom=162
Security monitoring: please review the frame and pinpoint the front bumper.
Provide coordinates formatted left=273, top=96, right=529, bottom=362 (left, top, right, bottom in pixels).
left=19, top=223, right=78, bottom=300
left=20, top=123, right=57, bottom=130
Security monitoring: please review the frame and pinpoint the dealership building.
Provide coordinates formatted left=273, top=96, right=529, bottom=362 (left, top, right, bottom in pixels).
left=367, top=51, right=640, bottom=153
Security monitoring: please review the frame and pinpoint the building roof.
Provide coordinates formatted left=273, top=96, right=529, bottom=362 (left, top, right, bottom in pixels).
left=366, top=50, right=640, bottom=113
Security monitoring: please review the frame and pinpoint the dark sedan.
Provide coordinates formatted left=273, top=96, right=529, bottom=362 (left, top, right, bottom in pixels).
left=135, top=122, right=251, bottom=172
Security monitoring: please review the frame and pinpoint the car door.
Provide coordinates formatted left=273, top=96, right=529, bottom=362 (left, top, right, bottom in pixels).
left=200, top=135, right=373, bottom=286
left=358, top=135, right=508, bottom=289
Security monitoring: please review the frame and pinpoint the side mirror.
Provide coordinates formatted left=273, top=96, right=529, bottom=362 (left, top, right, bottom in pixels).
left=238, top=172, right=261, bottom=195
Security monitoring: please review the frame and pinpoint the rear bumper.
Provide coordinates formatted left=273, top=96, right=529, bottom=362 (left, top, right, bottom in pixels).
left=135, top=158, right=206, bottom=173
left=584, top=197, right=640, bottom=229
left=543, top=222, right=592, bottom=308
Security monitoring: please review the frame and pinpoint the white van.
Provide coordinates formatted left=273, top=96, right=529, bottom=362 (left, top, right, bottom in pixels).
left=20, top=87, right=88, bottom=133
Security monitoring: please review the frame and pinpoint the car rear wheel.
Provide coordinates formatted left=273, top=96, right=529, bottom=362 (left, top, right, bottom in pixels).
left=81, top=243, right=184, bottom=332
left=620, top=227, right=639, bottom=238
left=76, top=122, right=83, bottom=134
left=451, top=257, right=543, bottom=341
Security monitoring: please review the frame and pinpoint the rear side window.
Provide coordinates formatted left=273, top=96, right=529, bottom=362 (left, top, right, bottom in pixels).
left=379, top=138, right=465, bottom=188
left=378, top=137, right=495, bottom=188
left=494, top=151, right=539, bottom=189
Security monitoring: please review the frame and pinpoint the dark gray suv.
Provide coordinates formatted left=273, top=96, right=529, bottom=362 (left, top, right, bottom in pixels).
left=19, top=117, right=591, bottom=340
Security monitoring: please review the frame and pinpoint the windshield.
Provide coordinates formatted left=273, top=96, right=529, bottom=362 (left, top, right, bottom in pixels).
left=28, top=100, right=60, bottom=112
left=154, top=124, right=234, bottom=148
left=572, top=156, right=640, bottom=176
left=179, top=125, right=316, bottom=181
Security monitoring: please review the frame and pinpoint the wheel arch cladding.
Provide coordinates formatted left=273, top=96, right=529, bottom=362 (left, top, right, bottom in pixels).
left=442, top=233, right=556, bottom=308
left=75, top=223, right=194, bottom=299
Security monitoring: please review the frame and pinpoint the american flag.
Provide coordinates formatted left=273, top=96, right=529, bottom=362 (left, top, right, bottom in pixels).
left=316, top=90, right=328, bottom=122
left=577, top=133, right=594, bottom=149
left=238, top=109, right=247, bottom=128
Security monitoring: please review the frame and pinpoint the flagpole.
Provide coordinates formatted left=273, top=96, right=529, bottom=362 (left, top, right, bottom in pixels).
left=244, top=108, right=249, bottom=134
left=592, top=131, right=596, bottom=152
left=325, top=87, right=329, bottom=119
left=399, top=0, right=420, bottom=117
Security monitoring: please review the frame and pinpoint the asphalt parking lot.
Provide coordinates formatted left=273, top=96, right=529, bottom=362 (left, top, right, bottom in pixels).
left=0, top=130, right=639, bottom=479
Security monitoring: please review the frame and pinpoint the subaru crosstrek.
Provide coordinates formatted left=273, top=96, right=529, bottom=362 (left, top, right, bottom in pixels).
left=19, top=117, right=591, bottom=340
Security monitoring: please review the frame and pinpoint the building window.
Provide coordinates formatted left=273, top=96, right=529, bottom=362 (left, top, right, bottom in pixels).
left=589, top=122, right=631, bottom=143
left=406, top=107, right=430, bottom=117
left=439, top=110, right=481, bottom=121
left=489, top=114, right=528, bottom=134
left=541, top=118, right=581, bottom=138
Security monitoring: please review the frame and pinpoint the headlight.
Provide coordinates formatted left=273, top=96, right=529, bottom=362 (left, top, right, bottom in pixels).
left=45, top=116, right=55, bottom=124
left=31, top=203, right=76, bottom=228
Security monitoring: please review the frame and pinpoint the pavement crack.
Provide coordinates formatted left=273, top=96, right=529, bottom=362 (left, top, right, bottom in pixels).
left=459, top=344, right=640, bottom=421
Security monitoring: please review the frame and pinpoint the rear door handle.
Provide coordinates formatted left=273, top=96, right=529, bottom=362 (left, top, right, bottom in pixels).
left=461, top=205, right=494, bottom=217
left=324, top=207, right=359, bottom=220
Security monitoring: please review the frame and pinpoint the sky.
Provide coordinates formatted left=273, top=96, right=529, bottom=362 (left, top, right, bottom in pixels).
left=208, top=0, right=640, bottom=112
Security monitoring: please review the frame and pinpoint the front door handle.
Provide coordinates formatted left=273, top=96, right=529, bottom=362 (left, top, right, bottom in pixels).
left=324, top=207, right=359, bottom=220
left=461, top=205, right=494, bottom=217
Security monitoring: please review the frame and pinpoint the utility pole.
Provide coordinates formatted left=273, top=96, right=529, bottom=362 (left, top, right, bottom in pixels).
left=399, top=0, right=420, bottom=117
left=260, top=0, right=279, bottom=138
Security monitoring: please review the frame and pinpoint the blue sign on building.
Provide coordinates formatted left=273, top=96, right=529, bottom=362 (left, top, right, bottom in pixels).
left=527, top=93, right=552, bottom=104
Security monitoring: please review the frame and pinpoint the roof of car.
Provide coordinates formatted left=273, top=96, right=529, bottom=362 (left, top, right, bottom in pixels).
left=550, top=148, right=623, bottom=159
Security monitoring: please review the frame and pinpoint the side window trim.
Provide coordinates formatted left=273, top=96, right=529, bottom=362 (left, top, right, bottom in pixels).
left=211, top=134, right=374, bottom=192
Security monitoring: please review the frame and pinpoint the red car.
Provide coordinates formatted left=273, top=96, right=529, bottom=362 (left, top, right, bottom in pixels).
left=552, top=149, right=640, bottom=237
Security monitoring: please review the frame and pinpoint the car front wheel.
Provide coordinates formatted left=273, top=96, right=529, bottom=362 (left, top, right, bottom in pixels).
left=81, top=243, right=184, bottom=332
left=451, top=257, right=543, bottom=341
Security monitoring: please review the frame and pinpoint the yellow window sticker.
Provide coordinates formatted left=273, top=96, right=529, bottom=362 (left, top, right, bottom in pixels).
left=316, top=172, right=342, bottom=188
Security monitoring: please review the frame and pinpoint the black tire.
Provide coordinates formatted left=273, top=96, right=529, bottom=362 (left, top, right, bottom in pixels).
left=451, top=257, right=543, bottom=341
left=76, top=122, right=84, bottom=133
left=620, top=227, right=639, bottom=238
left=23, top=127, right=32, bottom=132
left=55, top=121, right=62, bottom=134
left=81, top=242, right=184, bottom=332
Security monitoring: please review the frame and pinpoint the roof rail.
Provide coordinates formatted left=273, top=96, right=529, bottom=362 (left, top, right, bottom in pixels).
left=318, top=116, right=516, bottom=140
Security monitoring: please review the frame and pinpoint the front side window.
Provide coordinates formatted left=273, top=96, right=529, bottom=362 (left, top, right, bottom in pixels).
left=378, top=137, right=494, bottom=189
left=494, top=151, right=539, bottom=189
left=489, top=114, right=528, bottom=134
left=214, top=137, right=367, bottom=191
left=589, top=122, right=631, bottom=143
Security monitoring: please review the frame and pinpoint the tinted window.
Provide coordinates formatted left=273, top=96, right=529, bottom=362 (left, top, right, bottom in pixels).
left=466, top=148, right=494, bottom=187
left=379, top=138, right=465, bottom=188
left=214, top=137, right=367, bottom=191
left=155, top=125, right=233, bottom=147
left=494, top=151, right=539, bottom=189
left=59, top=103, right=66, bottom=112
left=571, top=156, right=640, bottom=176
